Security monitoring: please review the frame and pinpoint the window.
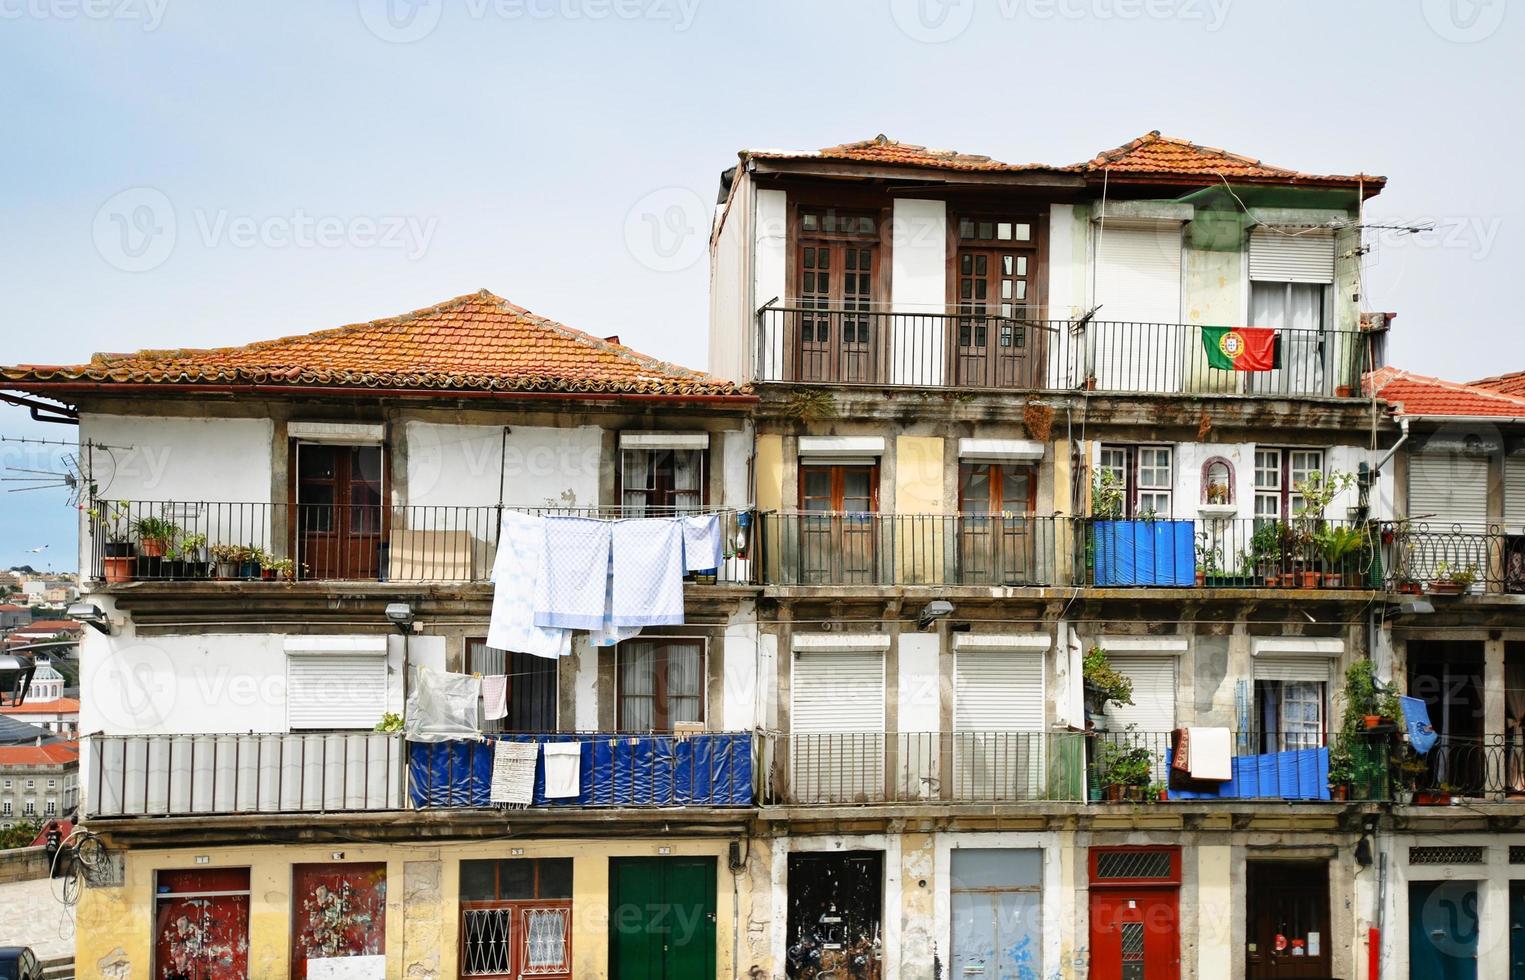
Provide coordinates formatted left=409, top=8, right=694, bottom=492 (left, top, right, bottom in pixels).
left=45, top=801, right=56, bottom=816
left=1, top=779, right=9, bottom=789
left=1255, top=680, right=1326, bottom=751
left=23, top=801, right=34, bottom=815
left=23, top=779, right=33, bottom=789
left=959, top=462, right=1035, bottom=514
left=46, top=779, right=56, bottom=789
left=620, top=447, right=706, bottom=515
left=460, top=859, right=573, bottom=979
left=798, top=462, right=880, bottom=584
left=1099, top=445, right=1173, bottom=517
left=793, top=208, right=881, bottom=384
left=1254, top=449, right=1323, bottom=522
left=467, top=639, right=558, bottom=734
left=616, top=639, right=704, bottom=732
left=1, top=802, right=10, bottom=816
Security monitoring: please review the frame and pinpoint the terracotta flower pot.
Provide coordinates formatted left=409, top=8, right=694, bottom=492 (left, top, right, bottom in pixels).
left=103, top=555, right=134, bottom=583
left=139, top=537, right=169, bottom=558
left=1299, top=570, right=1321, bottom=589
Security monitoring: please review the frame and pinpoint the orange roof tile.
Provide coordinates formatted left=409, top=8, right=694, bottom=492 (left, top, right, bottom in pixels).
left=745, top=134, right=1066, bottom=174
left=0, top=740, right=78, bottom=766
left=1470, top=369, right=1525, bottom=398
left=0, top=698, right=79, bottom=715
left=1, top=290, right=744, bottom=399
left=1082, top=131, right=1384, bottom=190
left=1366, top=366, right=1525, bottom=419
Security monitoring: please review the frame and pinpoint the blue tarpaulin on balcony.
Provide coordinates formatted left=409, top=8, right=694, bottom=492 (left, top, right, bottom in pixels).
left=1092, top=520, right=1196, bottom=587
left=408, top=732, right=754, bottom=808
left=1165, top=746, right=1330, bottom=801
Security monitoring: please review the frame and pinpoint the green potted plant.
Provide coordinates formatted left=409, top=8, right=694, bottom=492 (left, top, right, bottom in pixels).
left=260, top=554, right=297, bottom=582
left=210, top=544, right=247, bottom=579
left=1249, top=520, right=1285, bottom=587
left=178, top=533, right=209, bottom=578
left=159, top=541, right=187, bottom=580
left=1082, top=645, right=1134, bottom=727
left=131, top=515, right=180, bottom=559
left=1315, top=525, right=1366, bottom=588
left=1193, top=531, right=1223, bottom=588
left=90, top=503, right=136, bottom=583
left=1097, top=730, right=1156, bottom=802
left=1427, top=561, right=1477, bottom=596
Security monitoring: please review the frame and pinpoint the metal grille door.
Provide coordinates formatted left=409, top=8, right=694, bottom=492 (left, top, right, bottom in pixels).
left=462, top=908, right=513, bottom=977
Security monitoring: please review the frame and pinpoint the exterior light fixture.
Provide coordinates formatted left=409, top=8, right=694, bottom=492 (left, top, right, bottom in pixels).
left=384, top=602, right=415, bottom=630
left=917, top=600, right=955, bottom=631
left=67, top=602, right=112, bottom=635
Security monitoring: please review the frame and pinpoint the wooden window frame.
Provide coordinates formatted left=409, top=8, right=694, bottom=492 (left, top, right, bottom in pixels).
left=797, top=462, right=881, bottom=513
left=459, top=858, right=573, bottom=979
left=1100, top=445, right=1173, bottom=518
left=617, top=446, right=709, bottom=516
left=1254, top=448, right=1324, bottom=521
left=614, top=637, right=707, bottom=732
left=958, top=461, right=1038, bottom=514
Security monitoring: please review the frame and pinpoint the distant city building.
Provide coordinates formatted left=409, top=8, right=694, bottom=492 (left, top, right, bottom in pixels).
left=0, top=739, right=79, bottom=830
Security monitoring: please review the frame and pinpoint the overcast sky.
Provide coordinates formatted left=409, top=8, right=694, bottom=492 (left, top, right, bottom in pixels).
left=0, top=0, right=1518, bottom=570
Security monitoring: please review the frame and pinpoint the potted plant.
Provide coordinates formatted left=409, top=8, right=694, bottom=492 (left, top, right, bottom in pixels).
left=1097, top=730, right=1155, bottom=802
left=1082, top=645, right=1134, bottom=727
left=131, top=515, right=179, bottom=558
left=260, top=555, right=297, bottom=582
left=1393, top=572, right=1423, bottom=595
left=1292, top=471, right=1355, bottom=588
left=178, top=533, right=209, bottom=578
left=1427, top=561, right=1477, bottom=596
left=211, top=544, right=248, bottom=579
left=1315, top=526, right=1366, bottom=588
left=1193, top=531, right=1223, bottom=588
left=1414, top=783, right=1455, bottom=806
left=90, top=503, right=136, bottom=583
left=159, top=541, right=187, bottom=580
left=1326, top=745, right=1354, bottom=800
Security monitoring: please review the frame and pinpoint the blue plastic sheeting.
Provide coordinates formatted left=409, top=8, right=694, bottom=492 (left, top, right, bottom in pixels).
left=1092, top=520, right=1196, bottom=587
left=408, top=732, right=754, bottom=809
left=1165, top=746, right=1331, bottom=801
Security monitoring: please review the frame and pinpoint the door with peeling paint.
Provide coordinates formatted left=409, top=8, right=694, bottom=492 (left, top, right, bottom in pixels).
left=153, top=868, right=250, bottom=980
left=950, top=849, right=1042, bottom=980
left=785, top=851, right=883, bottom=979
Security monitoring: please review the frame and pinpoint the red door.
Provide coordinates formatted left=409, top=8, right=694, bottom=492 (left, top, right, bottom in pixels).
left=295, top=444, right=384, bottom=580
left=1088, top=848, right=1181, bottom=980
left=291, top=863, right=388, bottom=980
left=154, top=868, right=251, bottom=980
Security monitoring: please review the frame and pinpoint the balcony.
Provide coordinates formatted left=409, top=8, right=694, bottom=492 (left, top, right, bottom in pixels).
left=1392, top=522, right=1525, bottom=595
left=85, top=731, right=758, bottom=819
left=87, top=501, right=755, bottom=586
left=756, top=305, right=1372, bottom=397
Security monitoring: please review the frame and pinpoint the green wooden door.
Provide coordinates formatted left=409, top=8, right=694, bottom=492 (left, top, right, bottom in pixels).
left=1409, top=879, right=1478, bottom=980
left=610, top=857, right=717, bottom=980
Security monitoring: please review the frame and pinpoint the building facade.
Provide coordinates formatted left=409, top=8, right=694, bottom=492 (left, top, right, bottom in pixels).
left=0, top=739, right=79, bottom=830
left=0, top=132, right=1520, bottom=979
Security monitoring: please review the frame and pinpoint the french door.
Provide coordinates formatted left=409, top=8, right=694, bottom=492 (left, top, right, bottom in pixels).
left=295, top=443, right=384, bottom=580
left=794, top=209, right=879, bottom=384
left=958, top=462, right=1038, bottom=585
left=798, top=463, right=878, bottom=585
left=952, top=216, right=1043, bottom=388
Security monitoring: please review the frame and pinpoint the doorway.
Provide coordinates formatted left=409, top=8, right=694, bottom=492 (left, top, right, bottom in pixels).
left=1088, top=847, right=1180, bottom=980
left=294, top=442, right=384, bottom=580
left=1409, top=879, right=1478, bottom=980
left=1245, top=860, right=1331, bottom=978
left=608, top=857, right=716, bottom=979
left=153, top=867, right=251, bottom=980
left=785, top=851, right=884, bottom=979
left=950, top=848, right=1042, bottom=978
left=1407, top=641, right=1485, bottom=794
left=798, top=462, right=879, bottom=585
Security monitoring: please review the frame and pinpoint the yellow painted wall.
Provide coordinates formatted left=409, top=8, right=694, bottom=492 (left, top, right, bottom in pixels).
left=1197, top=844, right=1233, bottom=979
left=78, top=837, right=751, bottom=980
left=894, top=436, right=946, bottom=584
left=755, top=434, right=783, bottom=513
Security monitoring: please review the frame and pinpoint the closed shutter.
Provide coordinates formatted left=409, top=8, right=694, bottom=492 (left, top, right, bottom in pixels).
left=1252, top=656, right=1333, bottom=684
left=1100, top=656, right=1176, bottom=735
left=1410, top=453, right=1490, bottom=530
left=955, top=650, right=1044, bottom=732
left=1094, top=222, right=1182, bottom=323
left=1506, top=455, right=1525, bottom=525
left=791, top=650, right=885, bottom=803
left=287, top=653, right=388, bottom=729
left=1249, top=230, right=1335, bottom=284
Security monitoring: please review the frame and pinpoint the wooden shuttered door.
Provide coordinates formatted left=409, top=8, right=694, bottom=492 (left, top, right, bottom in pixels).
left=1249, top=230, right=1335, bottom=284
left=954, top=648, right=1045, bottom=800
left=791, top=648, right=885, bottom=803
left=287, top=651, right=388, bottom=730
left=1410, top=452, right=1491, bottom=530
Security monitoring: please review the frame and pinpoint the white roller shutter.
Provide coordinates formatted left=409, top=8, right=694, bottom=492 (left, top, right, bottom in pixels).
left=791, top=649, right=885, bottom=803
left=955, top=650, right=1044, bottom=732
left=1100, top=656, right=1176, bottom=735
left=287, top=652, right=388, bottom=730
left=1094, top=221, right=1183, bottom=323
left=1410, top=453, right=1490, bottom=530
left=1252, top=656, right=1334, bottom=684
left=1506, top=456, right=1525, bottom=524
left=1249, top=230, right=1335, bottom=284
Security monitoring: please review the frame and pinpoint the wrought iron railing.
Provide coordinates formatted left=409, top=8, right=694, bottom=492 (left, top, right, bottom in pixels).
left=1398, top=734, right=1525, bottom=801
left=86, top=500, right=755, bottom=585
left=758, top=512, right=1064, bottom=587
left=755, top=305, right=1372, bottom=397
left=86, top=731, right=407, bottom=818
left=1390, top=522, right=1525, bottom=595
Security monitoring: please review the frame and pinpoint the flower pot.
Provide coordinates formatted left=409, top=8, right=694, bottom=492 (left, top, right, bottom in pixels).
left=238, top=560, right=261, bottom=580
left=1363, top=715, right=1382, bottom=730
left=1427, top=581, right=1464, bottom=596
left=1195, top=571, right=1206, bottom=588
left=184, top=560, right=210, bottom=579
left=216, top=560, right=240, bottom=579
left=1103, top=783, right=1125, bottom=803
left=1396, top=582, right=1422, bottom=595
left=1414, top=791, right=1451, bottom=806
left=1323, top=572, right=1345, bottom=588
left=103, top=541, right=135, bottom=559
left=140, top=536, right=169, bottom=558
left=161, top=559, right=187, bottom=580
left=102, top=555, right=135, bottom=583
left=1125, top=785, right=1146, bottom=802
left=1299, top=570, right=1321, bottom=590
left=1335, top=384, right=1354, bottom=397
left=1330, top=784, right=1349, bottom=801
left=1263, top=572, right=1280, bottom=588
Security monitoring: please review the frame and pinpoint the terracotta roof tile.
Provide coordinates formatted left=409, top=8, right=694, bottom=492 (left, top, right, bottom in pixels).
left=745, top=134, right=1066, bottom=174
left=0, top=697, right=79, bottom=715
left=1366, top=366, right=1525, bottom=418
left=1, top=290, right=744, bottom=399
left=1082, top=131, right=1384, bottom=189
left=0, top=740, right=78, bottom=765
left=1469, top=369, right=1525, bottom=398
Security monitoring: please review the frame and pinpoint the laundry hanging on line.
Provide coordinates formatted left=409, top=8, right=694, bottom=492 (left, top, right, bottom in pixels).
left=487, top=511, right=572, bottom=660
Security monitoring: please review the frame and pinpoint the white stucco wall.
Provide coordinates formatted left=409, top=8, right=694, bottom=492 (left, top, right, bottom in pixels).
left=754, top=188, right=787, bottom=306
left=402, top=420, right=602, bottom=510
left=708, top=171, right=752, bottom=383
left=897, top=632, right=941, bottom=734
left=1047, top=203, right=1086, bottom=319
left=720, top=601, right=762, bottom=731
left=890, top=198, right=948, bottom=385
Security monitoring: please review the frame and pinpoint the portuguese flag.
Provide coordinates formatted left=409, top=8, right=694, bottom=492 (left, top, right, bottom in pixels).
left=1202, top=326, right=1278, bottom=372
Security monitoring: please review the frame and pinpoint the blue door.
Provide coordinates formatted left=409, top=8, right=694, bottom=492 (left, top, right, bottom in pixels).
left=951, top=849, right=1042, bottom=979
left=1409, top=879, right=1478, bottom=980
left=1511, top=882, right=1525, bottom=980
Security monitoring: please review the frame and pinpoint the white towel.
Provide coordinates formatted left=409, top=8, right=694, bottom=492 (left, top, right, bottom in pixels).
left=682, top=514, right=723, bottom=572
left=481, top=675, right=508, bottom=721
left=542, top=741, right=582, bottom=798
left=490, top=740, right=538, bottom=805
left=487, top=511, right=571, bottom=660
left=534, top=516, right=613, bottom=631
left=611, top=518, right=686, bottom=627
left=589, top=552, right=642, bottom=647
left=1186, top=726, right=1232, bottom=781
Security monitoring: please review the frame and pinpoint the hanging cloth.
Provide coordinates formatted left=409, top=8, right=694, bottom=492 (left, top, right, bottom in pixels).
left=1400, top=696, right=1439, bottom=755
left=682, top=514, right=724, bottom=572
left=481, top=675, right=508, bottom=721
left=542, top=741, right=582, bottom=799
left=534, top=516, right=613, bottom=631
left=487, top=511, right=571, bottom=660
left=611, top=518, right=687, bottom=627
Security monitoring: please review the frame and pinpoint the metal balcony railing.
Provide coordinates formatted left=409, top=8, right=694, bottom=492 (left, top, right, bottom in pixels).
left=86, top=500, right=755, bottom=585
left=86, top=731, right=407, bottom=818
left=1390, top=522, right=1525, bottom=595
left=756, top=305, right=1373, bottom=397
